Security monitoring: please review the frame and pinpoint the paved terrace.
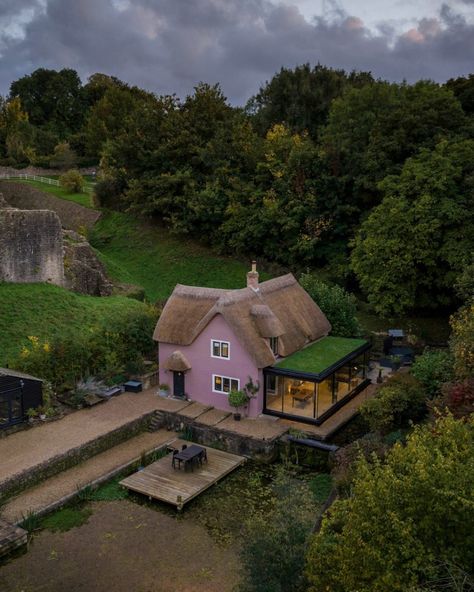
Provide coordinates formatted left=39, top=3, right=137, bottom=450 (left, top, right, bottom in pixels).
left=0, top=389, right=287, bottom=490
left=0, top=384, right=374, bottom=498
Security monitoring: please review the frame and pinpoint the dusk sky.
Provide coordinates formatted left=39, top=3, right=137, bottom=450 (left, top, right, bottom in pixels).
left=0, top=0, right=473, bottom=104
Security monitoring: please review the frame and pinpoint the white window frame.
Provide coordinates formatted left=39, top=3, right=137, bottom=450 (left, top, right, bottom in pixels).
left=212, top=374, right=240, bottom=394
left=210, top=339, right=230, bottom=360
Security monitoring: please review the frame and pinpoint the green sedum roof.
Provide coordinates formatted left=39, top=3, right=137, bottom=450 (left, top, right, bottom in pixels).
left=275, top=336, right=368, bottom=375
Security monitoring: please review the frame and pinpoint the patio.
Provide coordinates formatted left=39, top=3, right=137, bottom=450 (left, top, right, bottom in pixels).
left=120, top=439, right=245, bottom=510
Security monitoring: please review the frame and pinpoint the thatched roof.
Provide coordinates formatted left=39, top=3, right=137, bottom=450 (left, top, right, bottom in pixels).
left=154, top=274, right=331, bottom=368
left=162, top=351, right=192, bottom=372
left=250, top=305, right=285, bottom=338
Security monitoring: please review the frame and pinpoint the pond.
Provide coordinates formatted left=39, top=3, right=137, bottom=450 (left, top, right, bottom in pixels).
left=0, top=459, right=332, bottom=592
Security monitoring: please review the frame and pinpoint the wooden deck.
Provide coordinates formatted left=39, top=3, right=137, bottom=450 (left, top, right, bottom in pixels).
left=119, top=440, right=245, bottom=510
left=0, top=519, right=28, bottom=558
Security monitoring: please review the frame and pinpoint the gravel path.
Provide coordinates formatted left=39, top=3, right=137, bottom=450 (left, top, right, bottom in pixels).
left=0, top=390, right=162, bottom=484
left=1, top=430, right=177, bottom=523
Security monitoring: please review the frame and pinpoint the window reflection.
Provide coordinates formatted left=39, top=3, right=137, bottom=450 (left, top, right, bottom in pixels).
left=265, top=351, right=369, bottom=422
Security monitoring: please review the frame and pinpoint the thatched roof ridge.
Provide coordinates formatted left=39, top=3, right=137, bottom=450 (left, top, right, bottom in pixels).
left=173, top=284, right=227, bottom=299
left=154, top=273, right=331, bottom=367
left=163, top=350, right=192, bottom=372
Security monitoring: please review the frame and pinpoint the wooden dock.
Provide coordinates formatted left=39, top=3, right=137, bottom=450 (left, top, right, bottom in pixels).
left=119, top=440, right=246, bottom=510
left=0, top=519, right=28, bottom=558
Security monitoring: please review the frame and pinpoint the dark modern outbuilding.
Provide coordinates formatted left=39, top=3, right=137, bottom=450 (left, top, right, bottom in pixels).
left=0, top=368, right=43, bottom=428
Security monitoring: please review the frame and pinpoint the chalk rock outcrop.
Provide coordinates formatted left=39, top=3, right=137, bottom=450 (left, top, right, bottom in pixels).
left=63, top=230, right=113, bottom=296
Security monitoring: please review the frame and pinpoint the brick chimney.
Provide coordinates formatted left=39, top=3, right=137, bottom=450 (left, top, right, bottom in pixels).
left=247, top=260, right=259, bottom=291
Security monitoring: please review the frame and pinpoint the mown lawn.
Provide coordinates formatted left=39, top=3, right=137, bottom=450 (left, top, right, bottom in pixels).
left=11, top=179, right=94, bottom=208
left=90, top=211, right=271, bottom=302
left=0, top=282, right=151, bottom=364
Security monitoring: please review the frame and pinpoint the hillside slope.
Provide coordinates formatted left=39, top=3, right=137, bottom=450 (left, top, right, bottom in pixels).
left=0, top=283, right=151, bottom=364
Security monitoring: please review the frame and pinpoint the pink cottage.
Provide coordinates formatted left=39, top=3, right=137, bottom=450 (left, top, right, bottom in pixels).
left=154, top=264, right=371, bottom=426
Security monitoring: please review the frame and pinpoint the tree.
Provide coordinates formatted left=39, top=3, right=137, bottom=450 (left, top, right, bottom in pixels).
left=299, top=273, right=361, bottom=336
left=449, top=304, right=474, bottom=380
left=9, top=68, right=85, bottom=136
left=247, top=63, right=373, bottom=138
left=49, top=142, right=77, bottom=169
left=351, top=140, right=474, bottom=315
left=446, top=74, right=474, bottom=115
left=322, top=80, right=467, bottom=214
left=306, top=414, right=474, bottom=592
left=239, top=470, right=314, bottom=592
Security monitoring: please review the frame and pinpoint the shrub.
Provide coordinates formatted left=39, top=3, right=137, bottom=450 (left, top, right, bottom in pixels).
left=411, top=349, right=454, bottom=398
left=12, top=306, right=157, bottom=390
left=60, top=169, right=85, bottom=193
left=93, top=176, right=127, bottom=209
left=306, top=414, right=474, bottom=592
left=360, top=373, right=427, bottom=434
left=434, top=379, right=474, bottom=419
left=299, top=274, right=361, bottom=337
left=228, top=389, right=249, bottom=411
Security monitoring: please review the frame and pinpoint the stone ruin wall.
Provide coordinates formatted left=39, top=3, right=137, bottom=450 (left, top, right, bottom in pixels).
left=0, top=205, right=65, bottom=286
left=0, top=191, right=112, bottom=295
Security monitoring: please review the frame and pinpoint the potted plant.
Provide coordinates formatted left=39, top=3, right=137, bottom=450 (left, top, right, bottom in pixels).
left=159, top=383, right=170, bottom=397
left=38, top=405, right=47, bottom=421
left=228, top=389, right=249, bottom=421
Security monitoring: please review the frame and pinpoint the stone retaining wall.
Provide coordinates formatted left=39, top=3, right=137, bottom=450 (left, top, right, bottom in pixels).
left=0, top=411, right=156, bottom=503
left=0, top=181, right=101, bottom=231
left=153, top=410, right=280, bottom=462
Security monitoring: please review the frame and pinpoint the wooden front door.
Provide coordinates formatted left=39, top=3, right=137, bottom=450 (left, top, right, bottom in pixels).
left=173, top=371, right=185, bottom=398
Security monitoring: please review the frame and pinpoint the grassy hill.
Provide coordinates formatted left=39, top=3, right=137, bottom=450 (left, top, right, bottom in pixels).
left=0, top=283, right=151, bottom=365
left=89, top=211, right=270, bottom=301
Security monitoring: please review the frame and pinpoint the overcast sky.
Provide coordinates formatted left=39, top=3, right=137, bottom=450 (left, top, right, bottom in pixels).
left=0, top=0, right=473, bottom=104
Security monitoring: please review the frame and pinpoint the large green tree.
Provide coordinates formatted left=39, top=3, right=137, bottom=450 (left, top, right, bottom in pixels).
left=9, top=68, right=85, bottom=137
left=351, top=139, right=474, bottom=315
left=306, top=414, right=474, bottom=592
left=322, top=80, right=467, bottom=214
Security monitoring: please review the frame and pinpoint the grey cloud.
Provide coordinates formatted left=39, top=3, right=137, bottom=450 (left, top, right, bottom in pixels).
left=0, top=0, right=473, bottom=104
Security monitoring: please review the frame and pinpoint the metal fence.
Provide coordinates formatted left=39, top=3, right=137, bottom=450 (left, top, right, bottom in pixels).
left=0, top=173, right=94, bottom=194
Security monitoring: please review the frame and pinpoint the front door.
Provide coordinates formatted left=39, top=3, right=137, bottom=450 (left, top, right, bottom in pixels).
left=173, top=371, right=185, bottom=398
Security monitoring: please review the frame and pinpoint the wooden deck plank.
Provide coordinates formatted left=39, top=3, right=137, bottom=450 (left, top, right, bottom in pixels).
left=120, top=440, right=245, bottom=509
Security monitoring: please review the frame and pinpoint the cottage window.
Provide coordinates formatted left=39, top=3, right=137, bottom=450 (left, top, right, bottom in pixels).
left=213, top=374, right=239, bottom=393
left=211, top=340, right=230, bottom=359
left=269, top=337, right=279, bottom=355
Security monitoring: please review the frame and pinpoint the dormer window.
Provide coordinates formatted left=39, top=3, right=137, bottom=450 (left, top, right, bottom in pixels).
left=269, top=336, right=279, bottom=356
left=211, top=340, right=230, bottom=359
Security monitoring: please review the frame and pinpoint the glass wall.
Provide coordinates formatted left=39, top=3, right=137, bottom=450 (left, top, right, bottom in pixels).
left=265, top=348, right=370, bottom=423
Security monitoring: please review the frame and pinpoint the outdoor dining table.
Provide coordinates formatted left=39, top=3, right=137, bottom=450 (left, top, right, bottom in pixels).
left=172, top=445, right=206, bottom=471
